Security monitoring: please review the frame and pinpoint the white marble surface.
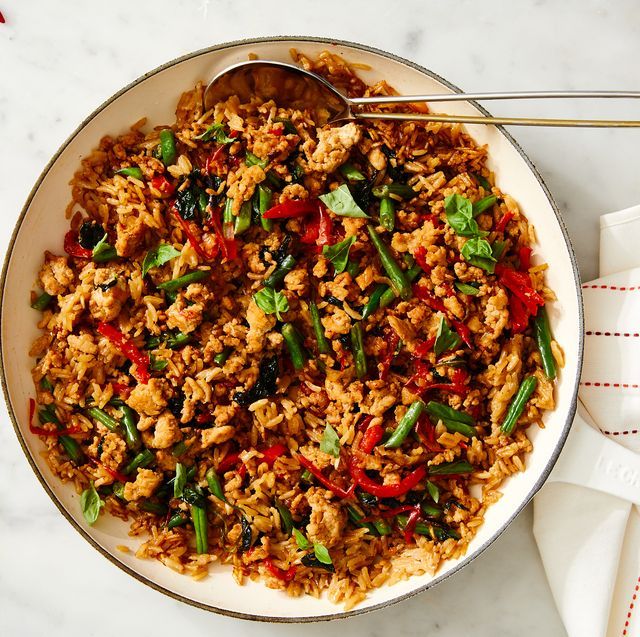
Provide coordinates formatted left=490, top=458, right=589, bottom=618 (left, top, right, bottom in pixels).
left=1, top=1, right=639, bottom=634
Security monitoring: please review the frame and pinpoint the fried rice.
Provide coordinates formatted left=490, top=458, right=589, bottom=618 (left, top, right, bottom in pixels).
left=27, top=49, right=562, bottom=609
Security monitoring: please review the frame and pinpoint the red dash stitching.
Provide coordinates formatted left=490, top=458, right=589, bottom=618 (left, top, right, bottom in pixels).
left=601, top=429, right=639, bottom=436
left=581, top=382, right=640, bottom=389
left=582, top=284, right=639, bottom=291
left=622, top=577, right=640, bottom=636
left=586, top=331, right=640, bottom=337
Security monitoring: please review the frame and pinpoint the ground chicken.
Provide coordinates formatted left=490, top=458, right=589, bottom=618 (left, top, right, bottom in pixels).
left=166, top=297, right=204, bottom=334
left=284, top=267, right=309, bottom=296
left=391, top=221, right=439, bottom=254
left=480, top=288, right=509, bottom=348
left=126, top=378, right=169, bottom=416
left=89, top=268, right=129, bottom=322
left=321, top=306, right=351, bottom=338
left=38, top=252, right=74, bottom=296
left=123, top=468, right=162, bottom=501
left=279, top=183, right=308, bottom=203
left=115, top=215, right=147, bottom=257
left=246, top=299, right=276, bottom=353
left=227, top=164, right=266, bottom=213
left=303, top=122, right=362, bottom=173
left=367, top=146, right=387, bottom=171
left=150, top=411, right=182, bottom=449
left=387, top=316, right=416, bottom=347
left=305, top=488, right=347, bottom=549
left=201, top=425, right=235, bottom=449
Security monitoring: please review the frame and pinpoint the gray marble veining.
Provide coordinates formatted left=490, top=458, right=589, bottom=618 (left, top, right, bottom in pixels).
left=2, top=0, right=639, bottom=634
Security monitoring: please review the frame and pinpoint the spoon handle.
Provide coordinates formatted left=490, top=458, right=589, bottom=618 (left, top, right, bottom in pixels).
left=351, top=90, right=640, bottom=104
left=354, top=112, right=640, bottom=128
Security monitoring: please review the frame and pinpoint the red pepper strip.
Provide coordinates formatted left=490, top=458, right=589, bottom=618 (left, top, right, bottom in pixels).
left=218, top=452, right=241, bottom=473
left=451, top=319, right=473, bottom=349
left=413, top=337, right=436, bottom=359
left=205, top=146, right=225, bottom=173
left=413, top=246, right=432, bottom=273
left=269, top=127, right=284, bottom=136
left=348, top=459, right=427, bottom=499
left=403, top=505, right=423, bottom=543
left=518, top=246, right=532, bottom=271
left=261, top=443, right=288, bottom=468
left=28, top=399, right=83, bottom=437
left=495, top=265, right=545, bottom=316
left=88, top=456, right=130, bottom=483
left=298, top=455, right=355, bottom=499
left=495, top=211, right=514, bottom=233
left=64, top=230, right=92, bottom=259
left=96, top=322, right=150, bottom=384
left=263, top=198, right=320, bottom=219
left=509, top=294, right=530, bottom=333
left=0, top=11, right=5, bottom=23
left=415, top=414, right=443, bottom=452
left=150, top=175, right=175, bottom=197
left=111, top=382, right=131, bottom=397
left=378, top=504, right=418, bottom=518
left=356, top=415, right=374, bottom=433
left=196, top=412, right=212, bottom=425
left=379, top=332, right=400, bottom=380
left=316, top=203, right=333, bottom=247
left=209, top=206, right=238, bottom=260
left=413, top=285, right=448, bottom=313
left=263, top=557, right=297, bottom=583
left=360, top=424, right=383, bottom=454
left=172, top=206, right=219, bottom=261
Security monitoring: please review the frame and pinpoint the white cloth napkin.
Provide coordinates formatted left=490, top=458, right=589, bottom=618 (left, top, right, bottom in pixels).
left=534, top=204, right=640, bottom=637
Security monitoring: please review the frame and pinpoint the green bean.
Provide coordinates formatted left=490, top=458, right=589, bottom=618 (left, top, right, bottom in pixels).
left=31, top=292, right=53, bottom=311
left=345, top=260, right=360, bottom=278
left=256, top=184, right=273, bottom=231
left=191, top=504, right=209, bottom=554
left=534, top=308, right=556, bottom=380
left=501, top=376, right=538, bottom=434
left=350, top=323, right=367, bottom=379
left=347, top=505, right=379, bottom=535
left=112, top=482, right=125, bottom=500
left=379, top=196, right=395, bottom=232
left=373, top=520, right=392, bottom=535
left=157, top=269, right=208, bottom=293
left=40, top=377, right=54, bottom=392
left=115, top=166, right=143, bottom=180
left=264, top=255, right=296, bottom=288
left=173, top=462, right=187, bottom=498
left=85, top=407, right=121, bottom=433
left=172, top=441, right=187, bottom=457
left=166, top=331, right=192, bottom=349
left=282, top=323, right=306, bottom=371
left=300, top=468, right=313, bottom=484
left=309, top=301, right=331, bottom=355
left=245, top=151, right=267, bottom=169
left=428, top=460, right=474, bottom=475
left=120, top=405, right=141, bottom=451
left=379, top=264, right=421, bottom=310
left=213, top=347, right=233, bottom=365
left=234, top=201, right=252, bottom=235
left=223, top=197, right=234, bottom=225
left=372, top=183, right=416, bottom=199
left=275, top=498, right=294, bottom=534
left=362, top=283, right=387, bottom=319
left=167, top=513, right=189, bottom=529
left=159, top=129, right=177, bottom=166
left=140, top=501, right=167, bottom=515
left=40, top=406, right=84, bottom=463
left=367, top=225, right=412, bottom=300
left=420, top=502, right=443, bottom=518
left=425, top=401, right=477, bottom=439
left=206, top=467, right=228, bottom=503
left=124, top=449, right=154, bottom=475
left=384, top=400, right=425, bottom=448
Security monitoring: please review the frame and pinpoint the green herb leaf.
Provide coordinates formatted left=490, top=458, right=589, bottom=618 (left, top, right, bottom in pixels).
left=340, top=163, right=366, bottom=181
left=491, top=240, right=508, bottom=260
left=426, top=480, right=440, bottom=504
left=319, top=184, right=370, bottom=218
left=319, top=424, right=341, bottom=458
left=434, top=316, right=461, bottom=357
left=293, top=527, right=311, bottom=550
left=275, top=498, right=294, bottom=534
left=245, top=151, right=268, bottom=169
left=454, top=281, right=480, bottom=296
left=173, top=463, right=187, bottom=498
left=80, top=482, right=104, bottom=526
left=461, top=238, right=497, bottom=273
left=313, top=542, right=333, bottom=565
left=142, top=244, right=182, bottom=277
left=322, top=236, right=356, bottom=274
left=149, top=355, right=168, bottom=372
left=444, top=194, right=485, bottom=238
left=253, top=288, right=289, bottom=321
left=472, top=195, right=497, bottom=217
left=115, top=166, right=143, bottom=179
left=195, top=122, right=235, bottom=143
left=92, top=234, right=118, bottom=263
left=274, top=117, right=298, bottom=135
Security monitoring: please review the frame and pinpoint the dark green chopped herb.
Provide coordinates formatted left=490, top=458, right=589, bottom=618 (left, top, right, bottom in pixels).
left=444, top=194, right=484, bottom=238
left=345, top=260, right=360, bottom=278
left=301, top=553, right=335, bottom=572
left=234, top=355, right=279, bottom=406
left=245, top=151, right=267, bottom=169
left=275, top=499, right=294, bottom=534
left=78, top=222, right=105, bottom=249
left=313, top=543, right=332, bottom=565
left=173, top=463, right=187, bottom=498
left=426, top=480, right=440, bottom=503
left=240, top=516, right=253, bottom=552
left=92, top=235, right=118, bottom=263
left=293, top=527, right=311, bottom=550
left=172, top=441, right=187, bottom=457
left=40, top=377, right=54, bottom=392
left=140, top=501, right=167, bottom=516
left=474, top=173, right=492, bottom=191
left=274, top=117, right=298, bottom=135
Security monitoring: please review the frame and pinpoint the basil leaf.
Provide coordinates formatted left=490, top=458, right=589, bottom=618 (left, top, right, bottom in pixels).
left=340, top=163, right=366, bottom=181
left=491, top=240, right=508, bottom=260
left=461, top=238, right=497, bottom=273
left=149, top=355, right=168, bottom=372
left=301, top=553, right=335, bottom=572
left=92, top=235, right=118, bottom=263
left=472, top=195, right=497, bottom=217
left=434, top=316, right=461, bottom=357
left=173, top=463, right=187, bottom=498
left=142, top=244, right=181, bottom=277
left=115, top=166, right=143, bottom=180
left=274, top=117, right=298, bottom=135
left=319, top=424, right=341, bottom=458
left=195, top=122, right=235, bottom=144
left=319, top=184, right=370, bottom=218
left=78, top=222, right=106, bottom=249
left=253, top=288, right=289, bottom=321
left=313, top=542, right=333, bottom=565
left=293, top=527, right=312, bottom=550
left=444, top=193, right=484, bottom=238
left=454, top=281, right=480, bottom=296
left=322, top=236, right=356, bottom=274
left=80, top=482, right=104, bottom=526
left=426, top=480, right=440, bottom=504
left=175, top=184, right=199, bottom=220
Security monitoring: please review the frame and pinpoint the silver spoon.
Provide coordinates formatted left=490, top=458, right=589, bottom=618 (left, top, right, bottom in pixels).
left=204, top=60, right=640, bottom=128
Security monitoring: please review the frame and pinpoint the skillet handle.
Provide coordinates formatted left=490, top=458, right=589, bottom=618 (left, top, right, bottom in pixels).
left=547, top=406, right=640, bottom=505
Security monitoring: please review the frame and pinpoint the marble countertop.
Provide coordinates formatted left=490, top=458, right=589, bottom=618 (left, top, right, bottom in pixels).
left=2, top=1, right=639, bottom=634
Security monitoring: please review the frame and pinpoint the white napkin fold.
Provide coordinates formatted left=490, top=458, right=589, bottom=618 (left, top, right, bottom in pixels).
left=534, top=205, right=640, bottom=637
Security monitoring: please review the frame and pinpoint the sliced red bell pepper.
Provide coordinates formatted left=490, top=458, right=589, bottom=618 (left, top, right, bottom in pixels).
left=299, top=202, right=334, bottom=248
left=263, top=557, right=297, bottom=582
left=209, top=206, right=238, bottom=260
left=451, top=320, right=473, bottom=349
left=298, top=455, right=354, bottom=499
left=402, top=505, right=423, bottom=543
left=263, top=199, right=321, bottom=219
left=64, top=230, right=92, bottom=259
left=28, top=398, right=83, bottom=437
left=261, top=443, right=288, bottom=467
left=415, top=413, right=443, bottom=452
left=96, top=322, right=150, bottom=384
left=356, top=415, right=374, bottom=433
left=150, top=175, right=175, bottom=197
left=348, top=459, right=426, bottom=498
left=413, top=246, right=432, bottom=273
left=172, top=206, right=220, bottom=262
left=412, top=285, right=448, bottom=314
left=205, top=146, right=226, bottom=173
left=111, top=382, right=131, bottom=398
left=413, top=337, right=436, bottom=360
left=509, top=294, right=530, bottom=333
left=269, top=127, right=284, bottom=136
left=379, top=332, right=400, bottom=380
left=218, top=452, right=242, bottom=474
left=360, top=424, right=383, bottom=454
left=495, top=211, right=514, bottom=233
left=518, top=246, right=532, bottom=271
left=495, top=264, right=545, bottom=316
left=88, top=456, right=130, bottom=483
